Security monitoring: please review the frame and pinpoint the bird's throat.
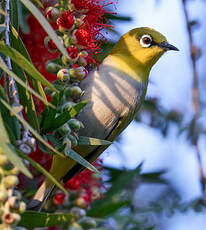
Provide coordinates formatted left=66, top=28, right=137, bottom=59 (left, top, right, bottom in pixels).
left=105, top=54, right=150, bottom=83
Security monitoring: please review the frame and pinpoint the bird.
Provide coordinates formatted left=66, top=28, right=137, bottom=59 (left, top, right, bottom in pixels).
left=29, top=27, right=178, bottom=210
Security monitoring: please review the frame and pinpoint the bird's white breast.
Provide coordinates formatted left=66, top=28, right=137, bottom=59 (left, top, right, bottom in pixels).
left=78, top=56, right=146, bottom=140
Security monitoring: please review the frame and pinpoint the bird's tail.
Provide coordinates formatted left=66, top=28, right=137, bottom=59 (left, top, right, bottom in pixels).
left=27, top=182, right=55, bottom=211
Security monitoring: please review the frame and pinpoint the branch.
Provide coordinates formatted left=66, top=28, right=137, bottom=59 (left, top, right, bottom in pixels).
left=181, top=0, right=205, bottom=193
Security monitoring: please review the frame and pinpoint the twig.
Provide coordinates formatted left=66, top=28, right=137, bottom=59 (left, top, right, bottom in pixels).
left=181, top=0, right=205, bottom=193
left=4, top=0, right=18, bottom=105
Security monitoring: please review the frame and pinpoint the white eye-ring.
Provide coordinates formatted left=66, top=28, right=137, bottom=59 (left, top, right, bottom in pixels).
left=140, top=34, right=153, bottom=48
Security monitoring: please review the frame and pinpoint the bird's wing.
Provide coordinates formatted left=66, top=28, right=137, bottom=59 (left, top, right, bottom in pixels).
left=63, top=57, right=146, bottom=181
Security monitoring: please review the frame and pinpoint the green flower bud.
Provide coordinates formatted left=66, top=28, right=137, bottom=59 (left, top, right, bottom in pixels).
left=68, top=222, right=83, bottom=230
left=44, top=86, right=54, bottom=95
left=57, top=69, right=70, bottom=82
left=59, top=124, right=71, bottom=136
left=0, top=188, right=8, bottom=202
left=64, top=36, right=71, bottom=47
left=18, top=201, right=26, bottom=213
left=70, top=207, right=86, bottom=220
left=68, top=86, right=83, bottom=99
left=0, top=155, right=9, bottom=167
left=78, top=217, right=97, bottom=229
left=75, top=197, right=87, bottom=208
left=62, top=101, right=76, bottom=111
left=46, top=62, right=61, bottom=74
left=3, top=175, right=19, bottom=188
left=68, top=134, right=78, bottom=147
left=68, top=119, right=82, bottom=132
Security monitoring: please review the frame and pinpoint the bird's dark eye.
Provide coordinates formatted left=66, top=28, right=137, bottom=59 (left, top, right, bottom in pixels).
left=140, top=34, right=152, bottom=48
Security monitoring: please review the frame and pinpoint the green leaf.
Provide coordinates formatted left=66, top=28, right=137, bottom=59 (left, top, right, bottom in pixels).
left=16, top=149, right=68, bottom=195
left=18, top=211, right=72, bottom=228
left=78, top=136, right=112, bottom=146
left=32, top=0, right=43, bottom=8
left=42, top=100, right=88, bottom=133
left=0, top=113, right=32, bottom=178
left=0, top=98, right=65, bottom=158
left=67, top=149, right=100, bottom=175
left=17, top=1, right=30, bottom=33
left=0, top=41, right=57, bottom=92
left=0, top=57, right=55, bottom=109
left=41, top=93, right=59, bottom=131
left=10, top=26, right=48, bottom=106
left=10, top=0, right=19, bottom=31
left=89, top=164, right=143, bottom=217
left=141, top=170, right=167, bottom=184
left=21, top=0, right=69, bottom=59
left=88, top=200, right=130, bottom=218
left=0, top=85, right=21, bottom=140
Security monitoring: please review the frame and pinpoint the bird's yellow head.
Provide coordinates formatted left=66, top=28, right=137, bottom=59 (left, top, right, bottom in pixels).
left=111, top=27, right=178, bottom=76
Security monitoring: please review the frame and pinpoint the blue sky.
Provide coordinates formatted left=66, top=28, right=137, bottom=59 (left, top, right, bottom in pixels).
left=102, top=0, right=206, bottom=229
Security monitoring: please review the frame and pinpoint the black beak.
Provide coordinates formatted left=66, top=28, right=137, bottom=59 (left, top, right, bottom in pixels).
left=159, top=42, right=179, bottom=51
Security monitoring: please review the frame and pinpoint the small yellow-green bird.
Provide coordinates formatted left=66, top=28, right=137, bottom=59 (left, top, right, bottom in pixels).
left=30, top=27, right=178, bottom=209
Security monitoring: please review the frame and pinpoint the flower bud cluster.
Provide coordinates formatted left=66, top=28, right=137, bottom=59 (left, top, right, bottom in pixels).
left=44, top=1, right=100, bottom=158
left=0, top=148, right=26, bottom=229
left=51, top=189, right=97, bottom=230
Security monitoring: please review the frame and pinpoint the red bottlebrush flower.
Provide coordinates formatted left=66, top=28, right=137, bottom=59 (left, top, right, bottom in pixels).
left=70, top=0, right=89, bottom=13
left=67, top=45, right=78, bottom=59
left=44, top=36, right=58, bottom=53
left=20, top=14, right=58, bottom=82
left=64, top=160, right=103, bottom=206
left=47, top=39, right=57, bottom=51
left=53, top=192, right=66, bottom=205
left=72, top=27, right=94, bottom=48
left=45, top=7, right=60, bottom=22
left=57, top=11, right=75, bottom=32
left=47, top=227, right=60, bottom=230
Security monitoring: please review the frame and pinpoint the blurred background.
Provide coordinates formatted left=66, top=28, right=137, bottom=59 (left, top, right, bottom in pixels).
left=92, top=0, right=206, bottom=229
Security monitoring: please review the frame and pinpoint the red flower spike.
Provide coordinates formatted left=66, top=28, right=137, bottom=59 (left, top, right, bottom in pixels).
left=64, top=160, right=103, bottom=206
left=67, top=45, right=78, bottom=59
left=45, top=7, right=60, bottom=22
left=44, top=37, right=58, bottom=53
left=57, top=11, right=75, bottom=32
left=47, top=227, right=60, bottom=230
left=53, top=192, right=66, bottom=205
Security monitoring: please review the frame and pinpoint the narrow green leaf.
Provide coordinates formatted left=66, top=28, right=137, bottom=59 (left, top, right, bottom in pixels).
left=0, top=98, right=65, bottom=158
left=6, top=144, right=32, bottom=178
left=0, top=57, right=55, bottom=109
left=0, top=85, right=21, bottom=140
left=32, top=0, right=43, bottom=8
left=18, top=211, right=72, bottom=228
left=78, top=136, right=112, bottom=146
left=0, top=113, right=32, bottom=178
left=0, top=41, right=57, bottom=92
left=21, top=0, right=69, bottom=59
left=88, top=200, right=130, bottom=217
left=43, top=100, right=88, bottom=133
left=16, top=149, right=68, bottom=195
left=17, top=1, right=30, bottom=33
left=10, top=0, right=19, bottom=31
left=67, top=149, right=100, bottom=175
left=10, top=26, right=47, bottom=103
left=89, top=165, right=142, bottom=217
left=69, top=100, right=89, bottom=117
